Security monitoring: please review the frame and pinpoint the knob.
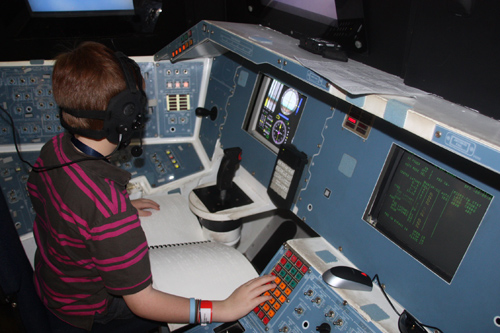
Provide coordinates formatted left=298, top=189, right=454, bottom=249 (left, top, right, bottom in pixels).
left=316, top=323, right=331, bottom=333
left=333, top=319, right=344, bottom=326
left=311, top=297, right=322, bottom=304
left=195, top=106, right=217, bottom=121
left=304, top=289, right=314, bottom=296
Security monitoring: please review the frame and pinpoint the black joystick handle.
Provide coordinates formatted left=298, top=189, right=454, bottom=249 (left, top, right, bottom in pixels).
left=195, top=106, right=218, bottom=121
left=316, top=323, right=331, bottom=333
left=217, top=147, right=242, bottom=193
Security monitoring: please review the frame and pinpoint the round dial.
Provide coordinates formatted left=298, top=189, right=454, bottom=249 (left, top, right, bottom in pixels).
left=280, top=88, right=300, bottom=116
left=272, top=120, right=287, bottom=145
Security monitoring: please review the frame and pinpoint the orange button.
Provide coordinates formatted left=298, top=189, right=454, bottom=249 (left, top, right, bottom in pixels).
left=279, top=282, right=287, bottom=290
left=268, top=309, right=275, bottom=318
left=284, top=287, right=292, bottom=296
left=279, top=295, right=287, bottom=303
left=263, top=303, right=270, bottom=312
left=273, top=302, right=281, bottom=311
left=273, top=289, right=281, bottom=298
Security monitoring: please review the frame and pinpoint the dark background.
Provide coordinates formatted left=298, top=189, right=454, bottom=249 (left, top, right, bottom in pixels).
left=1, top=0, right=499, bottom=119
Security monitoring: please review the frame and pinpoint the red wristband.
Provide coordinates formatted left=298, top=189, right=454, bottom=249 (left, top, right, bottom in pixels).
left=199, top=300, right=212, bottom=326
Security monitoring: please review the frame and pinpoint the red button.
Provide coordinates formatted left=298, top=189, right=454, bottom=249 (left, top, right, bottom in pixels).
left=301, top=266, right=308, bottom=274
left=285, top=250, right=292, bottom=257
left=275, top=264, right=282, bottom=272
left=258, top=310, right=265, bottom=319
left=280, top=258, right=287, bottom=265
left=291, top=255, right=297, bottom=263
left=263, top=316, right=270, bottom=325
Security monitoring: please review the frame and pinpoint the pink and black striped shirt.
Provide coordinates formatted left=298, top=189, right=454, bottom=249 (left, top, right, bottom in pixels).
left=28, top=133, right=152, bottom=330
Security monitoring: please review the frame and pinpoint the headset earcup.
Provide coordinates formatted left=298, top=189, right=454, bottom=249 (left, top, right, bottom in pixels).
left=103, top=88, right=146, bottom=145
left=101, top=52, right=147, bottom=145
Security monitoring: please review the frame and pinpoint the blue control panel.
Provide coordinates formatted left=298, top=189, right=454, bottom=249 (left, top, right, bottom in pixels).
left=158, top=21, right=500, bottom=332
left=0, top=60, right=205, bottom=144
left=186, top=241, right=385, bottom=333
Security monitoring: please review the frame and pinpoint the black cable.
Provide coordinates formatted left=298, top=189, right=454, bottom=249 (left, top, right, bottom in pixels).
left=372, top=274, right=401, bottom=317
left=373, top=274, right=444, bottom=333
left=0, top=105, right=119, bottom=172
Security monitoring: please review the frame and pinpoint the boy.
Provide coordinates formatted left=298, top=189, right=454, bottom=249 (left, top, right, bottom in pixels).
left=28, top=41, right=274, bottom=332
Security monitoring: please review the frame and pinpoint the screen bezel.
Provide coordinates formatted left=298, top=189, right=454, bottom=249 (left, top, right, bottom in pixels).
left=364, top=144, right=493, bottom=283
left=25, top=0, right=135, bottom=17
left=245, top=74, right=307, bottom=154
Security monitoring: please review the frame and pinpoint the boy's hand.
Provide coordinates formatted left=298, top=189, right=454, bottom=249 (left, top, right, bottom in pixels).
left=131, top=198, right=160, bottom=216
left=213, top=275, right=276, bottom=323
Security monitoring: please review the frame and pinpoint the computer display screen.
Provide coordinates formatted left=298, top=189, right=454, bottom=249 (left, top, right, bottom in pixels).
left=364, top=145, right=493, bottom=283
left=26, top=0, right=135, bottom=16
left=246, top=75, right=306, bottom=153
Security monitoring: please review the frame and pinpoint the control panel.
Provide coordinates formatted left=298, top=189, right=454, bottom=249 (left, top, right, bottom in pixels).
left=0, top=59, right=205, bottom=145
left=186, top=238, right=397, bottom=333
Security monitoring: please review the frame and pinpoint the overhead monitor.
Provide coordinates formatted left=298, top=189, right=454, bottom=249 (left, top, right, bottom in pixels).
left=26, top=0, right=135, bottom=17
left=247, top=0, right=366, bottom=52
left=364, top=145, right=493, bottom=283
left=245, top=74, right=306, bottom=153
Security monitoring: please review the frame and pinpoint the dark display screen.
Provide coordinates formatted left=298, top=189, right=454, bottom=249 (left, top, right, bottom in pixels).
left=247, top=75, right=306, bottom=153
left=365, top=145, right=492, bottom=282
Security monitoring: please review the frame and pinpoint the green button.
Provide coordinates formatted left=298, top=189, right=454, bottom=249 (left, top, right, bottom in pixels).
left=295, top=273, right=303, bottom=281
left=289, top=280, right=297, bottom=288
left=284, top=262, right=292, bottom=270
left=279, top=270, right=286, bottom=277
left=284, top=274, right=292, bottom=283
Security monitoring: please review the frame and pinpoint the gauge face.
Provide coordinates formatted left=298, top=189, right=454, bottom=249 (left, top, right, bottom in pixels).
left=272, top=119, right=287, bottom=145
left=280, top=88, right=300, bottom=116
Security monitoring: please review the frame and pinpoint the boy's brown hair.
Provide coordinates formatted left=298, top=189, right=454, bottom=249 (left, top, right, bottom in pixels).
left=52, top=42, right=126, bottom=131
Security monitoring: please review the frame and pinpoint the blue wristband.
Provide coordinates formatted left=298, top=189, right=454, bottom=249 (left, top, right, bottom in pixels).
left=189, top=298, right=196, bottom=324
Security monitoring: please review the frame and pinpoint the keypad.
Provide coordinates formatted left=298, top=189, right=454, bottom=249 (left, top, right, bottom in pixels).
left=269, top=159, right=295, bottom=199
left=253, top=249, right=309, bottom=326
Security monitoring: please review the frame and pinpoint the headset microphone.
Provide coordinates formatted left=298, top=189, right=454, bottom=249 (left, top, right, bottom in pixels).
left=131, top=140, right=143, bottom=157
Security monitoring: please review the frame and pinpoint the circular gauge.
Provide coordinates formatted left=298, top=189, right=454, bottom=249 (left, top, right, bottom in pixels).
left=272, top=120, right=287, bottom=145
left=280, top=88, right=300, bottom=116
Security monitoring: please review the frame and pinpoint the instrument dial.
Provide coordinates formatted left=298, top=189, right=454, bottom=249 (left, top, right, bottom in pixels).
left=272, top=120, right=287, bottom=145
left=280, top=88, right=300, bottom=116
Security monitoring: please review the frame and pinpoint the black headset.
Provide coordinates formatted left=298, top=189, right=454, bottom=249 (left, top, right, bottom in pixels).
left=59, top=51, right=147, bottom=150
